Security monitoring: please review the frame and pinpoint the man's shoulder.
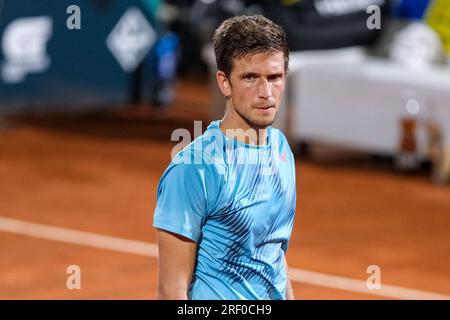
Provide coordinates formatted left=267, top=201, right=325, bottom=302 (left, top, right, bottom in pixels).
left=269, top=127, right=292, bottom=152
left=269, top=126, right=287, bottom=142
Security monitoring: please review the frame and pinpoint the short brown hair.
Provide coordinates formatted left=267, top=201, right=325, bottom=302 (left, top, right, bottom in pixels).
left=213, top=15, right=289, bottom=78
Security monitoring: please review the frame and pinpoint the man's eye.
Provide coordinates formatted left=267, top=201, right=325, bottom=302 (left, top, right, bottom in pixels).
left=244, top=75, right=256, bottom=81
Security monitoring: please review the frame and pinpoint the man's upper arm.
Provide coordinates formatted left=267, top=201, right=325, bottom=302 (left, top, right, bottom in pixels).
left=156, top=229, right=197, bottom=300
left=284, top=255, right=295, bottom=300
left=153, top=148, right=226, bottom=299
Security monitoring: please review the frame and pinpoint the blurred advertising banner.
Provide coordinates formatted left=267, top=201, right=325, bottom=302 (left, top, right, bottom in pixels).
left=191, top=0, right=392, bottom=51
left=0, top=0, right=177, bottom=115
left=263, top=0, right=391, bottom=51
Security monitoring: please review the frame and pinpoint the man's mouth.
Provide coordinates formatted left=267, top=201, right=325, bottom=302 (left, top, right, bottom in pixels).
left=255, top=105, right=274, bottom=110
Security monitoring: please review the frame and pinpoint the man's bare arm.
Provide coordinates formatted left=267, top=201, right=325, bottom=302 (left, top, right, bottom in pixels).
left=284, top=256, right=295, bottom=300
left=156, top=229, right=197, bottom=300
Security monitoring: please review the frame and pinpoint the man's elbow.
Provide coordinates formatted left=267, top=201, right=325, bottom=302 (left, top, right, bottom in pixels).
left=157, top=284, right=189, bottom=300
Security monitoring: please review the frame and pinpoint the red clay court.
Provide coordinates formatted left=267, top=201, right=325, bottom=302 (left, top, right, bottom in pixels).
left=1, top=81, right=449, bottom=299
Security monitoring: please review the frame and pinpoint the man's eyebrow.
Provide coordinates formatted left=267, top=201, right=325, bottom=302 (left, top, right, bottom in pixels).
left=239, top=72, right=260, bottom=78
left=267, top=72, right=284, bottom=78
left=239, top=72, right=285, bottom=79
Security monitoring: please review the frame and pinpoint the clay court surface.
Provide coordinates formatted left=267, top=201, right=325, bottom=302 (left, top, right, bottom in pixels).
left=0, top=80, right=449, bottom=300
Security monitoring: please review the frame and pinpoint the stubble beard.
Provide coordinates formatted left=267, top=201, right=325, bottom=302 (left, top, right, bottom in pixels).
left=233, top=104, right=277, bottom=130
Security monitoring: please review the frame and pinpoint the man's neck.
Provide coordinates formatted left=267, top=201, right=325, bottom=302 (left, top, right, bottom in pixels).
left=220, top=108, right=268, bottom=146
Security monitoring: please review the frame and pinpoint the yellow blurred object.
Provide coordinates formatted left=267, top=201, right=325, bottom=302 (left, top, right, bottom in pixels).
left=282, top=0, right=303, bottom=6
left=426, top=0, right=450, bottom=53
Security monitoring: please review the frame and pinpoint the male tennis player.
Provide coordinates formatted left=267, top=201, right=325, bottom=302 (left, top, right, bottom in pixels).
left=153, top=15, right=296, bottom=300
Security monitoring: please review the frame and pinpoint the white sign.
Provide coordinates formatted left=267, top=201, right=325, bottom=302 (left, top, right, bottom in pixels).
left=107, top=7, right=156, bottom=72
left=315, top=0, right=385, bottom=17
left=1, top=16, right=53, bottom=84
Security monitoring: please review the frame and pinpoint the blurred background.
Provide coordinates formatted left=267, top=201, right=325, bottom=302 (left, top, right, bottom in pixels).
left=0, top=0, right=449, bottom=299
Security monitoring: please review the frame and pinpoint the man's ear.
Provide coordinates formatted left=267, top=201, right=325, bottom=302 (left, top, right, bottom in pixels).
left=216, top=71, right=231, bottom=97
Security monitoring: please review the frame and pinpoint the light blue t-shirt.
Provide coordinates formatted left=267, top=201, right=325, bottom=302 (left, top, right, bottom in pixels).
left=153, top=120, right=296, bottom=300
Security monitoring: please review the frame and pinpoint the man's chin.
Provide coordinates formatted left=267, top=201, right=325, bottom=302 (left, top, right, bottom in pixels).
left=235, top=107, right=277, bottom=129
left=249, top=116, right=276, bottom=129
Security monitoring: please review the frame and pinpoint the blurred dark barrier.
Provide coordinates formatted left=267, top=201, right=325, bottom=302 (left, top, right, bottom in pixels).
left=190, top=0, right=392, bottom=51
left=264, top=0, right=392, bottom=51
left=0, top=0, right=177, bottom=115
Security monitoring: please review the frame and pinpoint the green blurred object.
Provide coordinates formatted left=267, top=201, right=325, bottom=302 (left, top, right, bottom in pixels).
left=141, top=0, right=161, bottom=17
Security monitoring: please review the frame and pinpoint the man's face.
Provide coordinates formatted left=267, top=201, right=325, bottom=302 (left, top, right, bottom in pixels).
left=220, top=51, right=286, bottom=129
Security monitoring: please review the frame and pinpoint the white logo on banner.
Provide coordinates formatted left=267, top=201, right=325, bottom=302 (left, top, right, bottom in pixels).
left=1, top=16, right=53, bottom=84
left=106, top=7, right=156, bottom=72
left=315, top=0, right=385, bottom=17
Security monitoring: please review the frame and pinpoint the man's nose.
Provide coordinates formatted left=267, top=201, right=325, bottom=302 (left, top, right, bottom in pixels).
left=257, top=79, right=271, bottom=99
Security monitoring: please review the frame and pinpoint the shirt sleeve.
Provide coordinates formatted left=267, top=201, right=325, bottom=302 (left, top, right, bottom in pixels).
left=153, top=149, right=226, bottom=242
